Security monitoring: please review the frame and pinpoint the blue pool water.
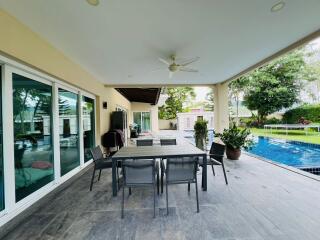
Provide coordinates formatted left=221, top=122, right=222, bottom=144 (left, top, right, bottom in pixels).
left=247, top=137, right=320, bottom=168
left=184, top=131, right=320, bottom=170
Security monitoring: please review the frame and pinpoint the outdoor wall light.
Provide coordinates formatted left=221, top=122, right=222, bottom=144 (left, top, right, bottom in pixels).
left=271, top=1, right=285, bottom=12
left=86, top=0, right=99, bottom=6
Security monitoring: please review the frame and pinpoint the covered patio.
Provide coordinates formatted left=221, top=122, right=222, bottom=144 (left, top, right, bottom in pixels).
left=0, top=1, right=320, bottom=239
left=2, top=150, right=320, bottom=240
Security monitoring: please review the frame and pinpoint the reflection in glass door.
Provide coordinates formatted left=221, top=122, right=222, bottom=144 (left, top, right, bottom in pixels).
left=59, top=88, right=80, bottom=176
left=82, top=96, right=95, bottom=162
left=0, top=67, right=4, bottom=210
left=13, top=73, right=54, bottom=202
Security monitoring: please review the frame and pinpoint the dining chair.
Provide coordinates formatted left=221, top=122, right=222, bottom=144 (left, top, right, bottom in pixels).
left=136, top=139, right=153, bottom=146
left=89, top=146, right=121, bottom=191
left=160, top=139, right=177, bottom=146
left=164, top=157, right=199, bottom=215
left=121, top=159, right=159, bottom=218
left=199, top=142, right=228, bottom=185
left=160, top=138, right=177, bottom=193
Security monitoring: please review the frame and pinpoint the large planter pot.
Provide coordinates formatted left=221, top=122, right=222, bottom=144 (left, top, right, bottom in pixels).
left=226, top=147, right=241, bottom=160
left=195, top=137, right=205, bottom=151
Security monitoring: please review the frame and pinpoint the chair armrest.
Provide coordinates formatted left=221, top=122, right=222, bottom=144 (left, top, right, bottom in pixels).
left=208, top=153, right=224, bottom=158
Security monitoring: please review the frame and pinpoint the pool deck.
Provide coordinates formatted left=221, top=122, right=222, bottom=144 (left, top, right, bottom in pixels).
left=2, top=151, right=320, bottom=240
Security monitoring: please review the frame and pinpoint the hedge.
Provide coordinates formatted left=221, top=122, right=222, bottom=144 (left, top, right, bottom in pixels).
left=283, top=104, right=320, bottom=124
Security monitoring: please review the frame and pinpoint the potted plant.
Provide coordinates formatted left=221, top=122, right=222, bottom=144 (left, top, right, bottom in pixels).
left=214, top=125, right=253, bottom=160
left=194, top=119, right=208, bottom=151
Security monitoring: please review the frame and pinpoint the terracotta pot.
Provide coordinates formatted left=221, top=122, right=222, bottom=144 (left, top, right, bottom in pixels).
left=226, top=147, right=241, bottom=160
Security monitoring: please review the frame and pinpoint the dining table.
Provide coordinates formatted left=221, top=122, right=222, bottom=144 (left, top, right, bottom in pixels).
left=111, top=143, right=207, bottom=196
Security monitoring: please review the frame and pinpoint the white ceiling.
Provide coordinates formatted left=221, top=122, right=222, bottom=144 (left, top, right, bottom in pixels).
left=0, top=0, right=320, bottom=86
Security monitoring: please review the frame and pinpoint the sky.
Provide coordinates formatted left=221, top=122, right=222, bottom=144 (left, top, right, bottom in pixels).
left=309, top=38, right=320, bottom=49
left=194, top=86, right=211, bottom=102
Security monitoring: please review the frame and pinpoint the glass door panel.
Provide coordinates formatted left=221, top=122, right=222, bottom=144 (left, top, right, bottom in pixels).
left=133, top=112, right=142, bottom=133
left=141, top=112, right=151, bottom=132
left=59, top=88, right=80, bottom=175
left=12, top=73, right=54, bottom=202
left=0, top=67, right=4, bottom=210
left=82, top=96, right=95, bottom=162
left=133, top=112, right=151, bottom=132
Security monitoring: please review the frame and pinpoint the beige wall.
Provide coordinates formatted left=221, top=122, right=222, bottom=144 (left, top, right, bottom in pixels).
left=0, top=9, right=130, bottom=143
left=131, top=102, right=159, bottom=132
left=159, top=119, right=177, bottom=130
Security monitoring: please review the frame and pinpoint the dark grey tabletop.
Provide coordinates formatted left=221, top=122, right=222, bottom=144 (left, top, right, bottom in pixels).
left=112, top=144, right=206, bottom=160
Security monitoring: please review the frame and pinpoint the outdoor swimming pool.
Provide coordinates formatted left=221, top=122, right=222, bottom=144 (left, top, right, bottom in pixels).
left=184, top=130, right=320, bottom=175
left=247, top=137, right=320, bottom=174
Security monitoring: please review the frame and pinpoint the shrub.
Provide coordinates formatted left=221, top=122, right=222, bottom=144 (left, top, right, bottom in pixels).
left=215, top=125, right=253, bottom=150
left=194, top=119, right=208, bottom=150
left=264, top=117, right=282, bottom=125
left=283, top=104, right=320, bottom=124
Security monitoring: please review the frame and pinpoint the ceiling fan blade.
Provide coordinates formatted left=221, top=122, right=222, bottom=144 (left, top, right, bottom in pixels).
left=159, top=58, right=170, bottom=65
left=169, top=71, right=173, bottom=79
left=180, top=57, right=200, bottom=66
left=180, top=67, right=198, bottom=73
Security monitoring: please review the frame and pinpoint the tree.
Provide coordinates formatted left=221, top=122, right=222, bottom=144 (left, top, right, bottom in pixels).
left=204, top=89, right=214, bottom=111
left=159, top=87, right=195, bottom=120
left=240, top=50, right=307, bottom=123
left=229, top=77, right=249, bottom=125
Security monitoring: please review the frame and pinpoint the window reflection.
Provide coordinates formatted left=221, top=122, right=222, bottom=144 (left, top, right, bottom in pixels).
left=82, top=96, right=95, bottom=162
left=13, top=73, right=54, bottom=202
left=59, top=89, right=80, bottom=175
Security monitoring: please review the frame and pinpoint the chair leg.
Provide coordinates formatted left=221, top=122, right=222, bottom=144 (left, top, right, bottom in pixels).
left=89, top=167, right=96, bottom=191
left=153, top=183, right=156, bottom=218
left=188, top=182, right=190, bottom=192
left=117, top=167, right=120, bottom=191
left=221, top=161, right=228, bottom=185
left=121, top=185, right=125, bottom=219
left=98, top=169, right=102, bottom=181
left=195, top=177, right=199, bottom=213
left=161, top=172, right=164, bottom=194
left=166, top=183, right=169, bottom=215
left=157, top=173, right=160, bottom=195
left=211, top=165, right=215, bottom=176
left=201, top=167, right=204, bottom=189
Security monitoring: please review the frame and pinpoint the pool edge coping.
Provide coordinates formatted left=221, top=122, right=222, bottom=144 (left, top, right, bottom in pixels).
left=243, top=151, right=320, bottom=182
left=252, top=134, right=320, bottom=147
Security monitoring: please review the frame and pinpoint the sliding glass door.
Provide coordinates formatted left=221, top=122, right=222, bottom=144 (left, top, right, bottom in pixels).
left=12, top=73, right=54, bottom=202
left=0, top=67, right=4, bottom=211
left=82, top=96, right=95, bottom=162
left=133, top=112, right=151, bottom=132
left=59, top=88, right=80, bottom=175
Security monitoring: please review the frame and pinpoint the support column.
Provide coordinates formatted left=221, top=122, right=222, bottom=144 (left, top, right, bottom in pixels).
left=212, top=82, right=229, bottom=134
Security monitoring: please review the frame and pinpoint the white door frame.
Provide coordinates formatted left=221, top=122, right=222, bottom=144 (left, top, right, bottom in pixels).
left=0, top=54, right=97, bottom=227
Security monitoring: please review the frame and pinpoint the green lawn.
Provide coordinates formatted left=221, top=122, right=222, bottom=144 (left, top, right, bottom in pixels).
left=249, top=128, right=320, bottom=145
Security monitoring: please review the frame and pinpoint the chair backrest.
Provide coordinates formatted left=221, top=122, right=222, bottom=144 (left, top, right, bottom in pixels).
left=160, top=139, right=177, bottom=146
left=122, top=159, right=155, bottom=185
left=136, top=139, right=153, bottom=146
left=209, top=142, right=226, bottom=162
left=166, top=157, right=197, bottom=183
left=90, top=146, right=104, bottom=161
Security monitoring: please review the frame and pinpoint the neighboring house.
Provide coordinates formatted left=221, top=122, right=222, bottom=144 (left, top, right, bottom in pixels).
left=177, top=109, right=214, bottom=131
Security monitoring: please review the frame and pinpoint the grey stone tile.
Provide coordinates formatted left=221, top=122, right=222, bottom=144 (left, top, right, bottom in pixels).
left=3, top=153, right=320, bottom=240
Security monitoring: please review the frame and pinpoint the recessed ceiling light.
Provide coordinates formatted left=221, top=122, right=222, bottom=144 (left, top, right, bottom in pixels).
left=271, top=1, right=285, bottom=12
left=86, top=0, right=99, bottom=6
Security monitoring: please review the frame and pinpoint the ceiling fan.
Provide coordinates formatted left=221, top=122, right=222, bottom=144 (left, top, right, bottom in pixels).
left=158, top=55, right=199, bottom=79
